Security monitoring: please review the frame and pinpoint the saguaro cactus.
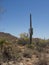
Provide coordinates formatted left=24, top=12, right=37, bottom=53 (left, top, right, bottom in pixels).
left=29, top=14, right=33, bottom=44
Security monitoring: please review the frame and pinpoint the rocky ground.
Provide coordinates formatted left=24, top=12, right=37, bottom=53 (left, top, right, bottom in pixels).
left=0, top=32, right=49, bottom=65
left=0, top=45, right=49, bottom=65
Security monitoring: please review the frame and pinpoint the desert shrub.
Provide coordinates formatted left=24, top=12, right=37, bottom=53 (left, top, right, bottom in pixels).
left=39, top=40, right=46, bottom=47
left=35, top=59, right=47, bottom=65
left=23, top=48, right=32, bottom=58
left=23, top=53, right=32, bottom=58
left=3, top=46, right=13, bottom=62
left=35, top=40, right=47, bottom=52
left=27, top=44, right=34, bottom=49
left=17, top=39, right=26, bottom=45
left=0, top=39, right=5, bottom=46
left=0, top=39, right=6, bottom=52
left=35, top=47, right=48, bottom=65
left=18, top=33, right=29, bottom=45
left=9, top=44, right=22, bottom=61
left=26, top=42, right=36, bottom=49
left=0, top=39, right=11, bottom=49
left=11, top=52, right=22, bottom=62
left=36, top=46, right=43, bottom=52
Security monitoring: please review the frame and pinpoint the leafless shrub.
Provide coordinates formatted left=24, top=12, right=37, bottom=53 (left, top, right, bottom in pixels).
left=23, top=48, right=32, bottom=58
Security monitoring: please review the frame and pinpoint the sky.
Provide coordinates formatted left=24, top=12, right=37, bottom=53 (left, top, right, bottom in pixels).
left=0, top=0, right=49, bottom=39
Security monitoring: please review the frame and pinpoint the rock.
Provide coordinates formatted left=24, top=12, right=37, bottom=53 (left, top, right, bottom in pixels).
left=2, top=62, right=8, bottom=65
left=26, top=58, right=31, bottom=62
left=27, top=62, right=32, bottom=65
left=19, top=62, right=23, bottom=65
left=8, top=61, right=13, bottom=65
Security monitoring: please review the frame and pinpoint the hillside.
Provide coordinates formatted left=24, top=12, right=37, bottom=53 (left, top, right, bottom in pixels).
left=0, top=32, right=49, bottom=65
left=0, top=32, right=18, bottom=43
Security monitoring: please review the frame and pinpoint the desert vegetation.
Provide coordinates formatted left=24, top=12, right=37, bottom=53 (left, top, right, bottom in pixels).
left=0, top=32, right=49, bottom=65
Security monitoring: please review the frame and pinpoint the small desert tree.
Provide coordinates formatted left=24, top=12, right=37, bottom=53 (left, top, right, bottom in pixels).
left=18, top=33, right=29, bottom=45
left=20, top=33, right=29, bottom=40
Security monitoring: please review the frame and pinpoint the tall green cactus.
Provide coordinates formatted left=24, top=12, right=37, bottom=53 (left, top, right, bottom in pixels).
left=29, top=14, right=33, bottom=44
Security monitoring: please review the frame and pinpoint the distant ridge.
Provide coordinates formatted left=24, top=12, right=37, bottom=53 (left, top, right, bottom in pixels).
left=0, top=32, right=18, bottom=43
